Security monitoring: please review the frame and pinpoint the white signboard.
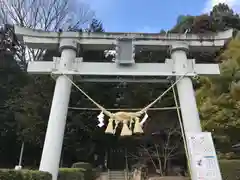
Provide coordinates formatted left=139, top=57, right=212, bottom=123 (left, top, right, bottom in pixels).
left=186, top=132, right=222, bottom=180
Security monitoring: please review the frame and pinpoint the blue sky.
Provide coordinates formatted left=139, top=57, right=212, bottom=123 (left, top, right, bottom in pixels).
left=82, top=0, right=240, bottom=32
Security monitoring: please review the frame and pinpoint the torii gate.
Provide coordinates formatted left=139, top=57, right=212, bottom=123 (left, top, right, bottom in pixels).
left=15, top=26, right=233, bottom=180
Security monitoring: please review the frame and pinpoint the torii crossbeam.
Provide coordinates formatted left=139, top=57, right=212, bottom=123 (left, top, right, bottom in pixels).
left=15, top=26, right=233, bottom=180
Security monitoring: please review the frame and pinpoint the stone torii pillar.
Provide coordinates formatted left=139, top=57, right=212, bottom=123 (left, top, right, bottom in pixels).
left=170, top=43, right=202, bottom=132
left=39, top=39, right=77, bottom=180
left=170, top=43, right=223, bottom=179
left=170, top=43, right=203, bottom=179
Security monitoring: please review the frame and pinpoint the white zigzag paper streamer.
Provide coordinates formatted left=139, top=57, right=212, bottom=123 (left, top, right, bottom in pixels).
left=97, top=111, right=105, bottom=127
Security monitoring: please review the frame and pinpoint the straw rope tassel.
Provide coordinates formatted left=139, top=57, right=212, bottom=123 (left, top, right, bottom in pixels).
left=121, top=120, right=132, bottom=136
left=140, top=113, right=148, bottom=126
left=129, top=118, right=134, bottom=129
left=133, top=117, right=144, bottom=134
left=105, top=118, right=114, bottom=134
left=113, top=120, right=120, bottom=134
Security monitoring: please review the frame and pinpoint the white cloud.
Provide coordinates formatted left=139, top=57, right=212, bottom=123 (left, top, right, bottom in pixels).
left=203, top=0, right=240, bottom=13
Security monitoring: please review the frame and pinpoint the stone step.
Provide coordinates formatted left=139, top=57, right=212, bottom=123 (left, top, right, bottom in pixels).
left=108, top=171, right=126, bottom=180
left=109, top=171, right=125, bottom=173
left=109, top=172, right=125, bottom=175
left=109, top=173, right=125, bottom=176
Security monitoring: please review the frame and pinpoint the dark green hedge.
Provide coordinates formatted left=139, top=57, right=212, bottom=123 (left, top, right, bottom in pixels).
left=0, top=169, right=51, bottom=180
left=59, top=168, right=95, bottom=180
left=71, top=162, right=92, bottom=170
left=0, top=168, right=95, bottom=180
left=58, top=168, right=84, bottom=180
left=219, top=160, right=240, bottom=180
left=70, top=162, right=95, bottom=180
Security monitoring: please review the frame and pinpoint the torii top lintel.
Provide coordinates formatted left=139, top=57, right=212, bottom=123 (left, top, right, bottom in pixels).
left=14, top=26, right=233, bottom=52
left=14, top=26, right=234, bottom=79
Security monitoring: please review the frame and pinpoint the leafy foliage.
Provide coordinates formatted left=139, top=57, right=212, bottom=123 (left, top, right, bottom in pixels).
left=0, top=169, right=51, bottom=180
left=219, top=160, right=240, bottom=180
left=196, top=38, right=240, bottom=152
left=172, top=3, right=240, bottom=33
left=58, top=168, right=95, bottom=180
left=211, top=3, right=240, bottom=30
left=171, top=3, right=240, bottom=154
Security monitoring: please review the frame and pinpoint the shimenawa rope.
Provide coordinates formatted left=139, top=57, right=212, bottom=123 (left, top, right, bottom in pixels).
left=50, top=72, right=189, bottom=136
left=60, top=72, right=189, bottom=117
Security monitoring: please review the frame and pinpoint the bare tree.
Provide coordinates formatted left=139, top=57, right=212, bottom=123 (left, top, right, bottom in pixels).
left=0, top=0, right=94, bottom=30
left=128, top=126, right=184, bottom=176
left=0, top=0, right=95, bottom=66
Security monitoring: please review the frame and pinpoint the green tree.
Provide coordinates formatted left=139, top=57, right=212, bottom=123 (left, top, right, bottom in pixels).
left=171, top=3, right=240, bottom=155
left=196, top=39, right=240, bottom=153
left=0, top=24, right=28, bottom=167
left=211, top=3, right=240, bottom=30
left=5, top=18, right=108, bottom=166
left=171, top=15, right=194, bottom=33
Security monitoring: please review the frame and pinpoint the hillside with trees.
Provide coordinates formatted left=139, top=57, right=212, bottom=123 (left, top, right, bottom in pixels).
left=0, top=1, right=240, bottom=176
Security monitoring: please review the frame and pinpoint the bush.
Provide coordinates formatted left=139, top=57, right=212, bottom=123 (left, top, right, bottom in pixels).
left=58, top=168, right=95, bottom=180
left=219, top=159, right=240, bottom=180
left=70, top=162, right=94, bottom=180
left=71, top=162, right=92, bottom=170
left=0, top=168, right=95, bottom=180
left=0, top=169, right=51, bottom=180
left=58, top=168, right=84, bottom=180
